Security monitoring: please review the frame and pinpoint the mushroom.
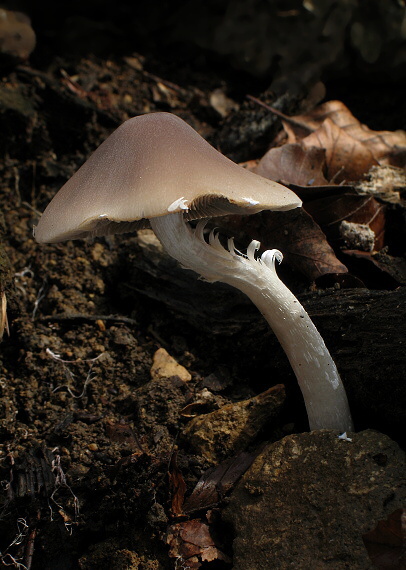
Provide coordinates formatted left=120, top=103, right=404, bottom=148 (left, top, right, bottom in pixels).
left=34, top=112, right=353, bottom=432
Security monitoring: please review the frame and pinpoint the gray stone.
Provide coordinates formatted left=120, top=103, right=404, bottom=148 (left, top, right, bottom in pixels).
left=223, top=430, right=406, bottom=569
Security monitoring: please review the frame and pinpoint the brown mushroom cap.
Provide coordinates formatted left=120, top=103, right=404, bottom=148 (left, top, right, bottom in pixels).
left=34, top=112, right=301, bottom=243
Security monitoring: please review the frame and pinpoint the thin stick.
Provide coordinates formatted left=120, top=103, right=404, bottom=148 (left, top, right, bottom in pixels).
left=39, top=313, right=138, bottom=326
left=247, top=94, right=313, bottom=134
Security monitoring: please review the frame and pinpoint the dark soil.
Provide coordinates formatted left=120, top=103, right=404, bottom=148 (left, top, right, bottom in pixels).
left=0, top=5, right=405, bottom=569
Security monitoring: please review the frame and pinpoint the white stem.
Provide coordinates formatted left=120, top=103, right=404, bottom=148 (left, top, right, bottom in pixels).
left=150, top=212, right=353, bottom=432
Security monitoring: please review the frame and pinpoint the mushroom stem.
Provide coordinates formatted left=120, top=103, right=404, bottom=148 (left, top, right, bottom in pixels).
left=150, top=212, right=353, bottom=432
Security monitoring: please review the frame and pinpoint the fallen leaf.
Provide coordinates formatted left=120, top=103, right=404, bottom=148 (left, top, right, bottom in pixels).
left=239, top=158, right=259, bottom=171
left=284, top=100, right=359, bottom=133
left=284, top=100, right=406, bottom=153
left=345, top=123, right=406, bottom=167
left=363, top=508, right=406, bottom=569
left=222, top=209, right=348, bottom=282
left=180, top=402, right=206, bottom=418
left=287, top=183, right=356, bottom=202
left=256, top=143, right=328, bottom=186
left=304, top=192, right=386, bottom=251
left=169, top=451, right=187, bottom=517
left=301, top=118, right=378, bottom=182
left=183, top=451, right=256, bottom=514
left=166, top=519, right=231, bottom=568
left=342, top=250, right=406, bottom=288
left=281, top=100, right=406, bottom=181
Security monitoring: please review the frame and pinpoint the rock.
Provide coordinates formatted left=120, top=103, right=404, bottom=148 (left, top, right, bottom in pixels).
left=182, top=384, right=285, bottom=464
left=0, top=9, right=36, bottom=61
left=223, top=430, right=406, bottom=569
left=150, top=347, right=191, bottom=383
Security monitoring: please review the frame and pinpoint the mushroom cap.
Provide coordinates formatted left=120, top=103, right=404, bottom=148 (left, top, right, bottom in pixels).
left=34, top=112, right=301, bottom=243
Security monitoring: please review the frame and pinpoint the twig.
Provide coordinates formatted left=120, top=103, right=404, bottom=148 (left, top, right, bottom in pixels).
left=142, top=70, right=186, bottom=94
left=23, top=514, right=39, bottom=570
left=0, top=291, right=9, bottom=340
left=247, top=94, right=313, bottom=134
left=13, top=166, right=21, bottom=207
left=39, top=313, right=138, bottom=326
left=21, top=201, right=42, bottom=217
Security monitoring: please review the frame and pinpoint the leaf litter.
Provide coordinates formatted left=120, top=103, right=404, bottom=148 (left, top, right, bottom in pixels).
left=363, top=508, right=406, bottom=569
left=247, top=98, right=406, bottom=286
left=166, top=451, right=255, bottom=568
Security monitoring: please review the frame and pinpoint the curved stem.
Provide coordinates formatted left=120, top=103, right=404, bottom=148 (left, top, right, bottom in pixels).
left=150, top=212, right=353, bottom=432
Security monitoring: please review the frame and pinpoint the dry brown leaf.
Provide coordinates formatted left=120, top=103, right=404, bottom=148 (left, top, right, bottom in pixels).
left=345, top=123, right=406, bottom=167
left=342, top=250, right=406, bottom=288
left=301, top=118, right=378, bottom=182
left=183, top=451, right=256, bottom=514
left=304, top=193, right=386, bottom=251
left=280, top=100, right=406, bottom=180
left=256, top=143, right=328, bottom=186
left=166, top=519, right=230, bottom=568
left=363, top=508, right=406, bottom=569
left=169, top=451, right=187, bottom=517
left=286, top=100, right=358, bottom=133
left=222, top=209, right=348, bottom=282
left=287, top=183, right=355, bottom=202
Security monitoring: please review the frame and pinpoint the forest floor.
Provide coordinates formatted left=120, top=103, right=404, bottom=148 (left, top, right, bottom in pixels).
left=0, top=23, right=405, bottom=570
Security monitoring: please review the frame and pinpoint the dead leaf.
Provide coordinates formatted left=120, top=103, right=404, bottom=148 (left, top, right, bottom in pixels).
left=0, top=9, right=36, bottom=60
left=287, top=183, right=356, bottom=202
left=222, top=209, right=348, bottom=282
left=166, top=519, right=231, bottom=568
left=342, top=250, right=406, bottom=288
left=304, top=192, right=386, bottom=251
left=363, top=508, right=406, bottom=569
left=183, top=451, right=256, bottom=514
left=345, top=123, right=406, bottom=167
left=180, top=401, right=206, bottom=418
left=169, top=451, right=187, bottom=517
left=301, top=118, right=378, bottom=182
left=284, top=100, right=359, bottom=133
left=256, top=143, right=328, bottom=186
left=285, top=100, right=406, bottom=153
left=281, top=100, right=406, bottom=181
